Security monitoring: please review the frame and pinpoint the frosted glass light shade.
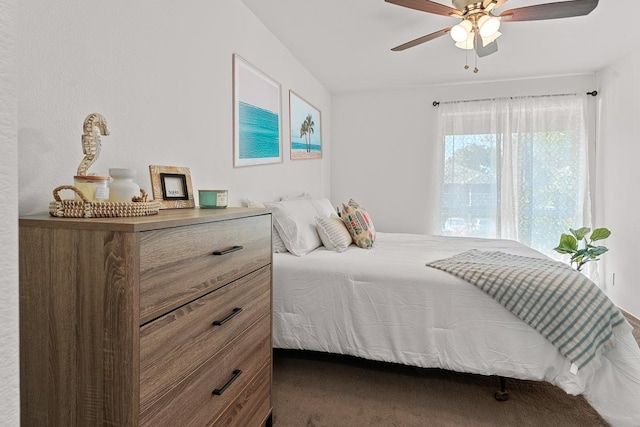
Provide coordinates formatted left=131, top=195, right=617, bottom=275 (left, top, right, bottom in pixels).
left=450, top=20, right=472, bottom=43
left=481, top=31, right=501, bottom=46
left=478, top=15, right=500, bottom=38
left=454, top=30, right=475, bottom=50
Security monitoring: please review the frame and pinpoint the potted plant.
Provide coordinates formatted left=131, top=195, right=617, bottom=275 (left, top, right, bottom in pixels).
left=553, top=227, right=611, bottom=272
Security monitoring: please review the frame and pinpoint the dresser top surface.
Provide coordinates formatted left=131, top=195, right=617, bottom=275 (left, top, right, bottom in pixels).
left=20, top=207, right=271, bottom=232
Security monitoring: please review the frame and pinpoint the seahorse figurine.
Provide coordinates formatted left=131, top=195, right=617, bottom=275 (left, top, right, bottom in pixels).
left=76, top=113, right=110, bottom=176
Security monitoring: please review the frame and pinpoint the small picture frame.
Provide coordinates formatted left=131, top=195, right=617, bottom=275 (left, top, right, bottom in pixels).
left=160, top=173, right=189, bottom=200
left=149, top=165, right=195, bottom=209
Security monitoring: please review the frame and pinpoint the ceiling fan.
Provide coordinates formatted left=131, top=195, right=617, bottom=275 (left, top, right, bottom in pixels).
left=386, top=0, right=599, bottom=66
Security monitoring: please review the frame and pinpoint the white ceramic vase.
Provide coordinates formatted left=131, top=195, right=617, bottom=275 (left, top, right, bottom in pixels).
left=108, top=168, right=140, bottom=202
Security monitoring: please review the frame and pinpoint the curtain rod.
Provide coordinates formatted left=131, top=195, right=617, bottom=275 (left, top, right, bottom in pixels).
left=432, top=91, right=598, bottom=107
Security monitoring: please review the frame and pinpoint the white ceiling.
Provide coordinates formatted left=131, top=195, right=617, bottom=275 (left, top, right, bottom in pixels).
left=239, top=0, right=632, bottom=93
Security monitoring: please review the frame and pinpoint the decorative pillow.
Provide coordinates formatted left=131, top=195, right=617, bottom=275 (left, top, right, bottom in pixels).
left=316, top=215, right=352, bottom=252
left=264, top=198, right=323, bottom=256
left=340, top=199, right=376, bottom=249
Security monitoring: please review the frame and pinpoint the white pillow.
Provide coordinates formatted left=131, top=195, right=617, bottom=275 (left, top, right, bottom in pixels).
left=264, top=198, right=323, bottom=256
left=272, top=227, right=288, bottom=253
left=263, top=197, right=338, bottom=256
left=277, top=193, right=334, bottom=218
left=317, top=215, right=352, bottom=252
left=311, top=198, right=336, bottom=219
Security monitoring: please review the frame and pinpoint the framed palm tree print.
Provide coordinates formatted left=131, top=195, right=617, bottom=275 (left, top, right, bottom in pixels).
left=289, top=90, right=322, bottom=160
left=233, top=54, right=282, bottom=167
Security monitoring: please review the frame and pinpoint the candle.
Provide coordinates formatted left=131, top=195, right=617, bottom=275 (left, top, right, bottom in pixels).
left=73, top=175, right=110, bottom=202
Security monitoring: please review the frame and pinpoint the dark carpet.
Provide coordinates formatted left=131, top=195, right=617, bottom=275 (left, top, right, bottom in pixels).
left=271, top=312, right=639, bottom=427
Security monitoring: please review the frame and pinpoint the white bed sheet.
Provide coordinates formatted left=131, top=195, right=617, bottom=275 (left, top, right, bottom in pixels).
left=272, top=232, right=640, bottom=426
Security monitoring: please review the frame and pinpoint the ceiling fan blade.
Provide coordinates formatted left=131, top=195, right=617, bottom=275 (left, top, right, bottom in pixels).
left=385, top=0, right=462, bottom=17
left=500, top=0, right=598, bottom=22
left=391, top=27, right=451, bottom=51
left=474, top=32, right=498, bottom=57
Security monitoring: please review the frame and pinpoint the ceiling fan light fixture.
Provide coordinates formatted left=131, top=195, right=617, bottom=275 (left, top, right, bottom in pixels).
left=478, top=15, right=500, bottom=37
left=387, top=0, right=601, bottom=67
left=454, top=30, right=476, bottom=50
left=481, top=30, right=501, bottom=46
left=450, top=19, right=472, bottom=43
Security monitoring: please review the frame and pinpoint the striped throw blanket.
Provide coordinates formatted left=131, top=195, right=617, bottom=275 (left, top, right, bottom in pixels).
left=426, top=250, right=631, bottom=369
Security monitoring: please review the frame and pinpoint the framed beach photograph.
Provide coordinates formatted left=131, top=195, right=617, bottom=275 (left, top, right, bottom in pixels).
left=233, top=54, right=282, bottom=167
left=289, top=90, right=322, bottom=160
left=149, top=165, right=195, bottom=209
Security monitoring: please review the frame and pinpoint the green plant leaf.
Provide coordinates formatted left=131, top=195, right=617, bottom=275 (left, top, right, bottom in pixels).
left=590, top=228, right=611, bottom=242
left=570, top=227, right=590, bottom=241
left=554, top=234, right=578, bottom=254
left=588, top=246, right=609, bottom=257
left=571, top=248, right=588, bottom=263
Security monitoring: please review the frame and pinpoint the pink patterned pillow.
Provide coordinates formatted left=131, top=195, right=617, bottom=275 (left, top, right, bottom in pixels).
left=340, top=199, right=376, bottom=249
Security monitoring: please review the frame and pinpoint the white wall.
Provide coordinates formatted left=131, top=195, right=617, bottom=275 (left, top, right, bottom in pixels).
left=0, top=0, right=19, bottom=425
left=11, top=1, right=330, bottom=424
left=331, top=75, right=597, bottom=234
left=18, top=0, right=331, bottom=215
left=595, top=50, right=640, bottom=317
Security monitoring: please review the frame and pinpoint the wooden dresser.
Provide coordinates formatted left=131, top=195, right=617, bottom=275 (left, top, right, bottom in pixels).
left=19, top=208, right=273, bottom=426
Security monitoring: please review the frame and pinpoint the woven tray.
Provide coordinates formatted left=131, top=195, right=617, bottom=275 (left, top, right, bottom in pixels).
left=49, top=185, right=161, bottom=218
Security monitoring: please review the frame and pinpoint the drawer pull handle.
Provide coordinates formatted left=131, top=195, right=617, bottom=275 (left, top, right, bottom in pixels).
left=212, top=307, right=243, bottom=326
left=212, top=369, right=242, bottom=396
left=212, top=245, right=243, bottom=256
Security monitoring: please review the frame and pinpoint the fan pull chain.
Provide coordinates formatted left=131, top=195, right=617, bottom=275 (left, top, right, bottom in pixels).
left=462, top=31, right=478, bottom=73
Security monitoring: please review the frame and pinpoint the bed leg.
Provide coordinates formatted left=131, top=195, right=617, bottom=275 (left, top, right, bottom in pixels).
left=494, top=376, right=509, bottom=401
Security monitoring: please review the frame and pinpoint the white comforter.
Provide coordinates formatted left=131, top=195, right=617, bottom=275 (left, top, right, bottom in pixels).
left=272, top=233, right=640, bottom=426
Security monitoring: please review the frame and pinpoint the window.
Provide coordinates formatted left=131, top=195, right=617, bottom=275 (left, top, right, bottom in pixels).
left=436, top=94, right=590, bottom=258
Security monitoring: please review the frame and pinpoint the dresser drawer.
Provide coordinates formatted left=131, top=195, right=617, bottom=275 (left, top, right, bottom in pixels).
left=212, top=362, right=271, bottom=427
left=139, top=266, right=271, bottom=412
left=139, top=315, right=271, bottom=427
left=139, top=215, right=271, bottom=323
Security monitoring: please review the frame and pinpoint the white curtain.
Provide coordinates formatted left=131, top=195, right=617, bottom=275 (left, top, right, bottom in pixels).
left=434, top=94, right=591, bottom=261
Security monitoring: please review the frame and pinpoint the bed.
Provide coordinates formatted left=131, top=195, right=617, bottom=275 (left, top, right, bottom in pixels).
left=270, top=228, right=640, bottom=427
